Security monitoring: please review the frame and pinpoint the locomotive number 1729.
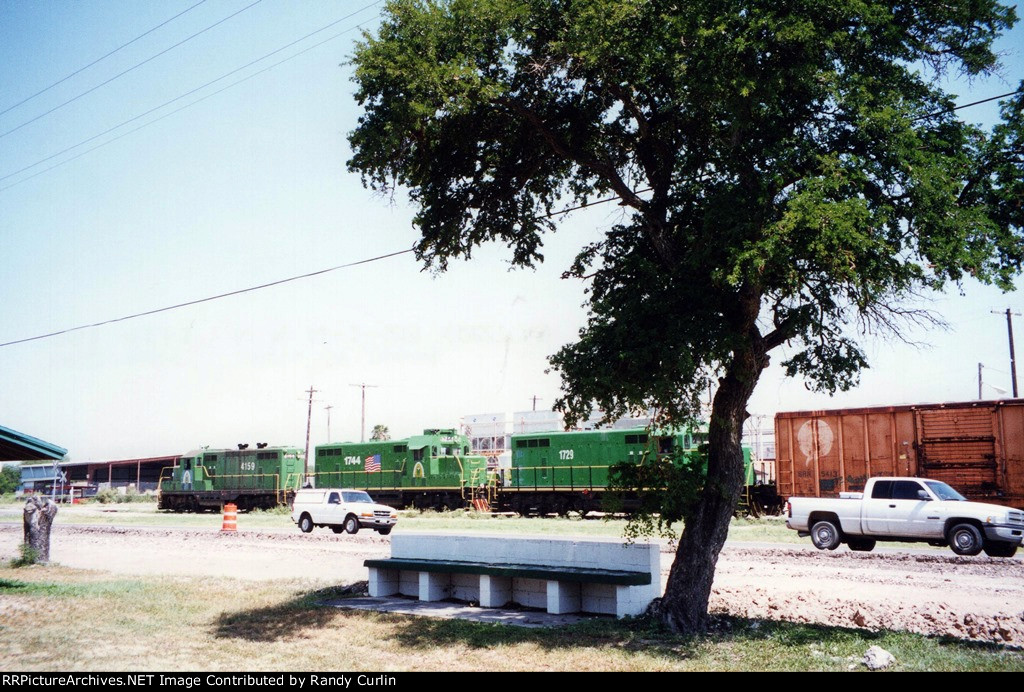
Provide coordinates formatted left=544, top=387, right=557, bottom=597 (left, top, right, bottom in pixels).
left=559, top=449, right=574, bottom=461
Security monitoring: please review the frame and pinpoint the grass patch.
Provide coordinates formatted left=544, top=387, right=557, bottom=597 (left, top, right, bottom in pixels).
left=0, top=565, right=1020, bottom=671
left=9, top=543, right=41, bottom=567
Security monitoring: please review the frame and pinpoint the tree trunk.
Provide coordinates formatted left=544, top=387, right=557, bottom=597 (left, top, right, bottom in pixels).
left=659, top=318, right=767, bottom=633
left=23, top=495, right=59, bottom=564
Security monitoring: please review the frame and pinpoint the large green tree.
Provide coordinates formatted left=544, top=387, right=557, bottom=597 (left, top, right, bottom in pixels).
left=347, top=0, right=1024, bottom=632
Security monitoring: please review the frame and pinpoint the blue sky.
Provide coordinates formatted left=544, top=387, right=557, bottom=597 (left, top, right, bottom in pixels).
left=1, top=1, right=1022, bottom=460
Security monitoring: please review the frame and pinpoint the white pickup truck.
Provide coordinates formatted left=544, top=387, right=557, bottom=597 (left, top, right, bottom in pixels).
left=786, top=477, right=1024, bottom=557
left=291, top=488, right=398, bottom=535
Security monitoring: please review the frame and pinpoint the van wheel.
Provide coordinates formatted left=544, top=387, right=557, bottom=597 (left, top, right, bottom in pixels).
left=810, top=519, right=841, bottom=550
left=298, top=514, right=314, bottom=533
left=948, top=523, right=983, bottom=556
left=344, top=515, right=360, bottom=535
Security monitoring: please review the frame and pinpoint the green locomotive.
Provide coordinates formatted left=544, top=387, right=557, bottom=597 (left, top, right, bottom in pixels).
left=500, top=427, right=778, bottom=515
left=499, top=427, right=698, bottom=514
left=158, top=444, right=304, bottom=511
left=313, top=428, right=492, bottom=510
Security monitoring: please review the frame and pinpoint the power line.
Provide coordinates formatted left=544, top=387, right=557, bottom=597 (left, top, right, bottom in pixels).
left=0, top=0, right=266, bottom=141
left=0, top=0, right=209, bottom=119
left=0, top=181, right=628, bottom=348
left=914, top=87, right=1023, bottom=121
left=0, top=3, right=382, bottom=191
left=0, top=248, right=415, bottom=349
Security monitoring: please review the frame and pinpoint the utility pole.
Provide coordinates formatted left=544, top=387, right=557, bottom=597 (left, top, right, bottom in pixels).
left=303, top=385, right=319, bottom=476
left=324, top=405, right=333, bottom=443
left=349, top=383, right=378, bottom=442
left=979, top=362, right=983, bottom=400
left=530, top=395, right=542, bottom=411
left=992, top=309, right=1021, bottom=397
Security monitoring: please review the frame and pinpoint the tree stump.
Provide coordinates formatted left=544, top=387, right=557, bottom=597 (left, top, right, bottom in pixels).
left=23, top=496, right=59, bottom=564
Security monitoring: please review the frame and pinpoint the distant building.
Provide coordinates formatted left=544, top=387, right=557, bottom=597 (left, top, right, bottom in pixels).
left=21, top=455, right=179, bottom=497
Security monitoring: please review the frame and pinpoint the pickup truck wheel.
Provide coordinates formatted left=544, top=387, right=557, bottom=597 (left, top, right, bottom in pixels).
left=948, top=523, right=983, bottom=556
left=377, top=527, right=392, bottom=536
left=298, top=514, right=314, bottom=534
left=847, top=538, right=876, bottom=552
left=982, top=541, right=1018, bottom=558
left=331, top=526, right=343, bottom=534
left=810, top=520, right=842, bottom=550
left=344, top=515, right=360, bottom=535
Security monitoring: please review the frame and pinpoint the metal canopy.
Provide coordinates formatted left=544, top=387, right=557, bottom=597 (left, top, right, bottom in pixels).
left=0, top=424, right=67, bottom=461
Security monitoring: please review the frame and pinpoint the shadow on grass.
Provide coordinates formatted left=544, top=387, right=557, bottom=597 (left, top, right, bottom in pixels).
left=211, top=583, right=367, bottom=643
left=210, top=584, right=1019, bottom=664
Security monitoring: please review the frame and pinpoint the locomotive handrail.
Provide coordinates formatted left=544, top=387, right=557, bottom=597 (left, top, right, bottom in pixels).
left=156, top=465, right=177, bottom=493
left=279, top=472, right=303, bottom=503
left=510, top=464, right=622, bottom=492
left=453, top=450, right=469, bottom=501
left=313, top=468, right=403, bottom=489
left=191, top=463, right=283, bottom=494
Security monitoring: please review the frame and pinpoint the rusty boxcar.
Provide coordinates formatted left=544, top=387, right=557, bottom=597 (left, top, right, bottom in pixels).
left=775, top=399, right=1024, bottom=508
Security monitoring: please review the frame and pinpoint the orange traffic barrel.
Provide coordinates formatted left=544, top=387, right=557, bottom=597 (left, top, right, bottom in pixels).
left=221, top=503, right=238, bottom=532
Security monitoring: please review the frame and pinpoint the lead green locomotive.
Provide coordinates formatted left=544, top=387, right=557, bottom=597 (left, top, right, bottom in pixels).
left=158, top=445, right=305, bottom=511
left=313, top=429, right=492, bottom=510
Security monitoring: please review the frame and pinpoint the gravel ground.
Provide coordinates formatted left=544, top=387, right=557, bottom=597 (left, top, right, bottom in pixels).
left=2, top=523, right=1022, bottom=645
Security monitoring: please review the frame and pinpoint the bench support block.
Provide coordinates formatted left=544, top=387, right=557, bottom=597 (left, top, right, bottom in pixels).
left=546, top=580, right=581, bottom=615
left=479, top=574, right=512, bottom=608
left=419, top=571, right=448, bottom=602
left=367, top=567, right=399, bottom=597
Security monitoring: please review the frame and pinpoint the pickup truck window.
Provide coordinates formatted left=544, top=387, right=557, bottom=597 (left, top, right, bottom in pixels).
left=870, top=480, right=894, bottom=499
left=892, top=481, right=926, bottom=500
left=328, top=492, right=341, bottom=504
left=924, top=480, right=967, bottom=501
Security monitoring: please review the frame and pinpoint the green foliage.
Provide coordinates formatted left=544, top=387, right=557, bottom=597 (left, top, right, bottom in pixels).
left=350, top=0, right=1022, bottom=425
left=249, top=504, right=291, bottom=516
left=605, top=447, right=706, bottom=540
left=0, top=465, right=20, bottom=495
left=10, top=544, right=40, bottom=568
left=94, top=487, right=154, bottom=504
left=370, top=424, right=391, bottom=441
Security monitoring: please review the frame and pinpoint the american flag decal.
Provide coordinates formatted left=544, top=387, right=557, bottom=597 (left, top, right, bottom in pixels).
left=364, top=454, right=381, bottom=473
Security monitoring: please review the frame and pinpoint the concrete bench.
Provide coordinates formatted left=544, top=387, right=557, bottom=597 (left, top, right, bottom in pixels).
left=364, top=533, right=660, bottom=618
